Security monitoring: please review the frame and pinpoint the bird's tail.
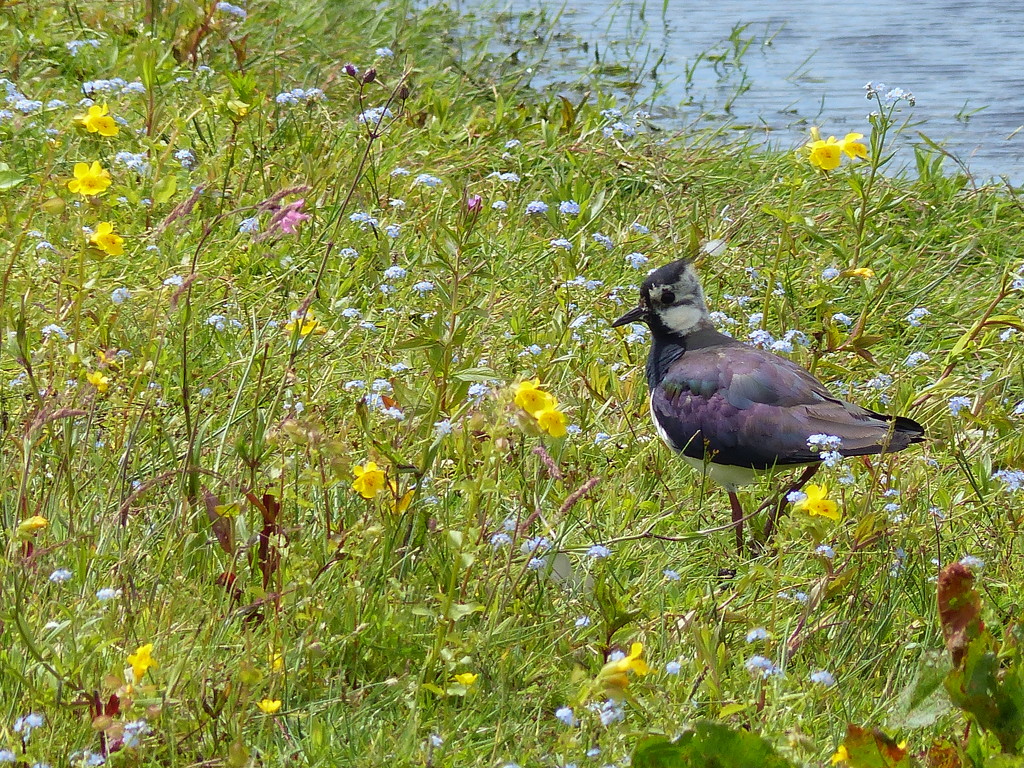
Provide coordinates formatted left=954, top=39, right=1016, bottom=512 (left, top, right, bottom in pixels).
left=891, top=414, right=926, bottom=442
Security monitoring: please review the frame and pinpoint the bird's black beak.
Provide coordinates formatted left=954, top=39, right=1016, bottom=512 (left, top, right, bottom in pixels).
left=612, top=305, right=646, bottom=328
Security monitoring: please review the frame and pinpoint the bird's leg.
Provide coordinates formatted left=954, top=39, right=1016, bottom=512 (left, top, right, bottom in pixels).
left=728, top=491, right=745, bottom=555
left=760, top=464, right=820, bottom=544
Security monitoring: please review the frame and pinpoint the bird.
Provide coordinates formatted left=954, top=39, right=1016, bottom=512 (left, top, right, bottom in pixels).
left=612, top=257, right=925, bottom=552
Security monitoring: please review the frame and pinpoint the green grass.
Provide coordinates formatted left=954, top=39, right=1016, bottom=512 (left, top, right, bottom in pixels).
left=3, top=1, right=1024, bottom=765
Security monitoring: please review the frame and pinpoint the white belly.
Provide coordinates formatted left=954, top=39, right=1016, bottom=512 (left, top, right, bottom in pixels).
left=680, top=454, right=758, bottom=492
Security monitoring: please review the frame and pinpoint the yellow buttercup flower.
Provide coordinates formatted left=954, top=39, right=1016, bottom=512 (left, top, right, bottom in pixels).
left=67, top=161, right=112, bottom=197
left=76, top=103, right=119, bottom=136
left=844, top=267, right=875, bottom=279
left=830, top=745, right=849, bottom=765
left=16, top=515, right=49, bottom=538
left=597, top=642, right=649, bottom=699
left=453, top=672, right=478, bottom=686
left=89, top=221, right=124, bottom=256
left=388, top=480, right=414, bottom=514
left=257, top=699, right=282, bottom=714
left=536, top=407, right=568, bottom=438
left=127, top=643, right=157, bottom=683
left=807, top=128, right=869, bottom=170
left=794, top=484, right=840, bottom=521
left=285, top=308, right=326, bottom=336
left=514, top=379, right=557, bottom=416
left=807, top=135, right=842, bottom=171
left=352, top=461, right=387, bottom=499
left=87, top=370, right=110, bottom=393
left=840, top=132, right=868, bottom=159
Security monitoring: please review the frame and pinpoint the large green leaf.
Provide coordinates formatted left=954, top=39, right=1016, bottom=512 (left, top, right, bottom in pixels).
left=946, top=637, right=1024, bottom=754
left=632, top=722, right=797, bottom=768
left=839, top=724, right=910, bottom=768
left=890, top=650, right=953, bottom=729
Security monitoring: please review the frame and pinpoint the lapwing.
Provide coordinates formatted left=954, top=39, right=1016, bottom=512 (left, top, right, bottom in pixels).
left=612, top=257, right=925, bottom=552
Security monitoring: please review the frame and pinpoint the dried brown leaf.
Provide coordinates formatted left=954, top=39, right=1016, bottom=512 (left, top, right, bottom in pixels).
left=937, top=563, right=985, bottom=667
left=203, top=488, right=235, bottom=556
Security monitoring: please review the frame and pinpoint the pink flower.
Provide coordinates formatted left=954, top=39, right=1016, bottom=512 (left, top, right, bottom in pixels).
left=276, top=199, right=311, bottom=234
left=466, top=194, right=482, bottom=214
left=257, top=198, right=311, bottom=241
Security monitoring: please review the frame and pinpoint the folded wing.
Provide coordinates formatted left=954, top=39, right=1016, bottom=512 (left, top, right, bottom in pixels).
left=651, top=345, right=924, bottom=469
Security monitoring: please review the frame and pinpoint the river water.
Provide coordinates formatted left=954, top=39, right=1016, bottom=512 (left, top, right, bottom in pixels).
left=455, top=0, right=1024, bottom=183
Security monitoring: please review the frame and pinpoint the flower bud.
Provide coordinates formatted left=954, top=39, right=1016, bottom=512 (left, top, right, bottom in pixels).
left=16, top=515, right=48, bottom=538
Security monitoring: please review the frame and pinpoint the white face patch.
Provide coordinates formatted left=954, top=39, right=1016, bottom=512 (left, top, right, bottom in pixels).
left=658, top=303, right=709, bottom=335
left=643, top=261, right=713, bottom=337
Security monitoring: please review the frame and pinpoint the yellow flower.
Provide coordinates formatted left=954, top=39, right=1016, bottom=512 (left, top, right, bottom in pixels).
left=793, top=484, right=840, bottom=521
left=16, top=515, right=49, bottom=537
left=597, top=642, right=649, bottom=699
left=514, top=378, right=558, bottom=416
left=843, top=267, right=875, bottom=279
left=87, top=370, right=110, bottom=393
left=257, top=698, right=282, bottom=714
left=352, top=461, right=387, bottom=499
left=536, top=407, right=568, bottom=438
left=127, top=643, right=157, bottom=683
left=89, top=221, right=124, bottom=256
left=67, top=161, right=112, bottom=197
left=453, top=672, right=478, bottom=686
left=830, top=745, right=849, bottom=765
left=807, top=136, right=842, bottom=171
left=76, top=103, right=119, bottom=137
left=270, top=650, right=284, bottom=671
left=388, top=480, right=414, bottom=514
left=284, top=308, right=326, bottom=336
left=226, top=99, right=250, bottom=118
left=840, top=132, right=868, bottom=159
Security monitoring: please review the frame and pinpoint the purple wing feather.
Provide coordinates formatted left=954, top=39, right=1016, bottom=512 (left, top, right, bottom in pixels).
left=652, top=345, right=924, bottom=469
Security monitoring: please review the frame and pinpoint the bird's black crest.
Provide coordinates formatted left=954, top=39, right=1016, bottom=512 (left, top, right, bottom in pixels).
left=641, top=258, right=693, bottom=295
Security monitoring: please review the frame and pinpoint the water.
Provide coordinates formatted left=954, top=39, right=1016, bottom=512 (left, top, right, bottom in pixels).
left=456, top=0, right=1024, bottom=183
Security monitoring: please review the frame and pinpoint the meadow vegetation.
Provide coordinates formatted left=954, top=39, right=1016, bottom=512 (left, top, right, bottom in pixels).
left=4, top=0, right=1024, bottom=765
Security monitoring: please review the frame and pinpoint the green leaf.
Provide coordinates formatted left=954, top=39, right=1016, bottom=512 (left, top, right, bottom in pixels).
left=0, top=169, right=26, bottom=191
left=890, top=650, right=953, bottom=729
left=445, top=602, right=483, bottom=621
left=839, top=724, right=910, bottom=768
left=945, top=636, right=1024, bottom=754
left=227, top=739, right=249, bottom=768
left=452, top=366, right=496, bottom=382
left=632, top=736, right=687, bottom=768
left=761, top=206, right=803, bottom=225
left=558, top=95, right=577, bottom=133
left=153, top=174, right=177, bottom=204
left=718, top=703, right=748, bottom=718
left=631, top=721, right=797, bottom=768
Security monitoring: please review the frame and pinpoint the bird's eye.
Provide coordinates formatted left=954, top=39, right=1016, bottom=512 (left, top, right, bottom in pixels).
left=660, top=290, right=675, bottom=305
